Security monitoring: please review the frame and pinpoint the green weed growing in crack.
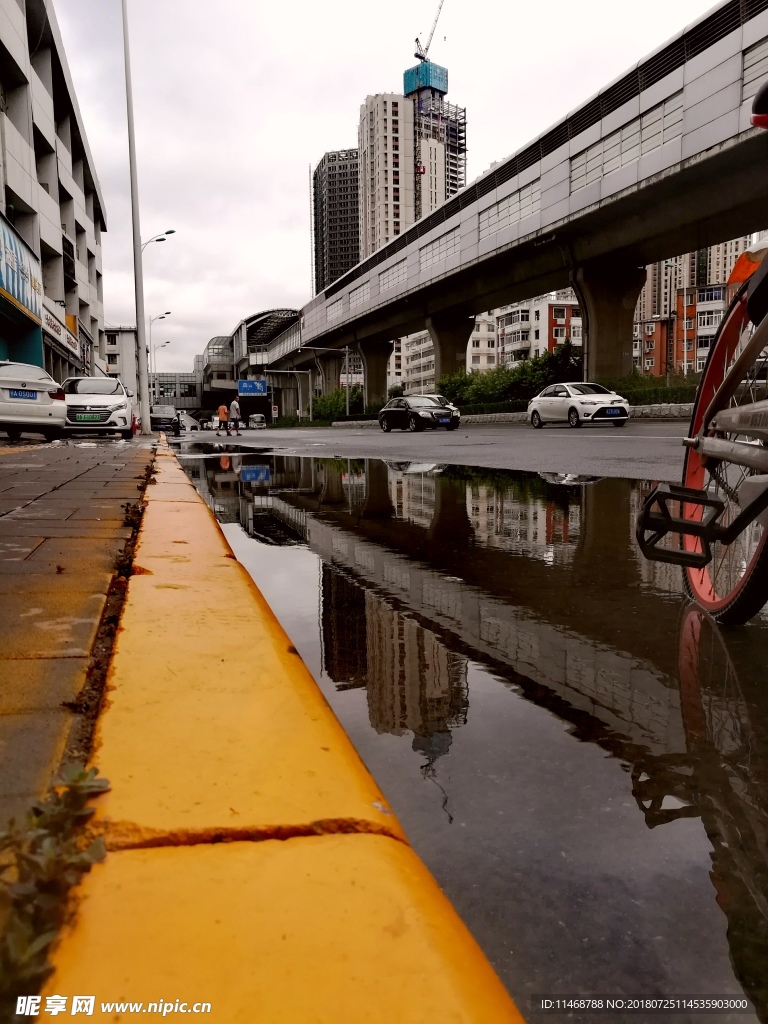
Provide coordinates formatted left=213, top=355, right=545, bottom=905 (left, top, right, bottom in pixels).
left=0, top=764, right=109, bottom=1001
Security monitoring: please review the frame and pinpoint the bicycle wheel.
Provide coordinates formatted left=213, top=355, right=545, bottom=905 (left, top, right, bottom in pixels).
left=683, top=283, right=768, bottom=623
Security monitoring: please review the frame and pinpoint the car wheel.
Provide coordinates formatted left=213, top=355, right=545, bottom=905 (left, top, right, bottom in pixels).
left=613, top=420, right=627, bottom=427
left=43, top=429, right=62, bottom=442
left=447, top=423, right=458, bottom=431
left=407, top=414, right=421, bottom=432
left=5, top=428, right=21, bottom=442
left=380, top=417, right=391, bottom=432
left=531, top=410, right=543, bottom=429
left=121, top=429, right=134, bottom=440
left=568, top=407, right=582, bottom=428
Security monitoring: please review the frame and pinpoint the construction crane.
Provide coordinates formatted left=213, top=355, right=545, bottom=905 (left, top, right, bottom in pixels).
left=414, top=0, right=445, bottom=62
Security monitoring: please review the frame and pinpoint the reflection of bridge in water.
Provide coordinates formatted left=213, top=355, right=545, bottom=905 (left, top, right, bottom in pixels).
left=265, top=458, right=689, bottom=760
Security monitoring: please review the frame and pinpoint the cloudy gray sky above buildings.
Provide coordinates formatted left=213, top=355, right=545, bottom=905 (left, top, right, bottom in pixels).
left=56, top=0, right=711, bottom=372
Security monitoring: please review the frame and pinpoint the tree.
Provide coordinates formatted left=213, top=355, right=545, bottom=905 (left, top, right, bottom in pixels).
left=388, top=383, right=404, bottom=399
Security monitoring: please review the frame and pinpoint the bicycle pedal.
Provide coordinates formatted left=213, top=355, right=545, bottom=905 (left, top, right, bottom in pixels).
left=636, top=484, right=724, bottom=569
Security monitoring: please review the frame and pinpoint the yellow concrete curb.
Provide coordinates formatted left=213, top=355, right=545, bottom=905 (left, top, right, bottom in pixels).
left=43, top=444, right=525, bottom=1022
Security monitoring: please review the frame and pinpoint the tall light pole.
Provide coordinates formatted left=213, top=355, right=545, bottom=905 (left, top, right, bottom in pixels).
left=121, top=0, right=151, bottom=434
left=148, top=312, right=171, bottom=400
left=152, top=340, right=171, bottom=400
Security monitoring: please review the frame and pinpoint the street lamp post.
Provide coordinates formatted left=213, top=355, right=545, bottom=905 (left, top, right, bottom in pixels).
left=152, top=341, right=171, bottom=401
left=120, top=0, right=151, bottom=434
left=298, top=344, right=351, bottom=414
left=148, top=312, right=171, bottom=400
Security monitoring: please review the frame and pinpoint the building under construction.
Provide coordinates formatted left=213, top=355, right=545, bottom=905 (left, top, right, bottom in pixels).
left=404, top=60, right=467, bottom=221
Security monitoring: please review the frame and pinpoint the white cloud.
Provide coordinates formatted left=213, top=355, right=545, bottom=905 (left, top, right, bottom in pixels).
left=55, top=0, right=711, bottom=371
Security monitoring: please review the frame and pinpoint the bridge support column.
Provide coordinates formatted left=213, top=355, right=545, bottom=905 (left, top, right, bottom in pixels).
left=426, top=314, right=475, bottom=383
left=319, top=354, right=344, bottom=395
left=572, top=261, right=647, bottom=379
left=297, top=372, right=311, bottom=418
left=429, top=476, right=474, bottom=550
left=358, top=340, right=391, bottom=410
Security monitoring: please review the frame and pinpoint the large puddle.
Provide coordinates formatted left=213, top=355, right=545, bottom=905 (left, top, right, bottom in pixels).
left=179, top=446, right=768, bottom=1021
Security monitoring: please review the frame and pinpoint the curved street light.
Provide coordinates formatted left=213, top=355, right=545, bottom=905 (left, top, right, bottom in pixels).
left=141, top=230, right=176, bottom=252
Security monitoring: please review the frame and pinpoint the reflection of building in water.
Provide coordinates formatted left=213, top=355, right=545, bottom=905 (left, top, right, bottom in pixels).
left=388, top=470, right=437, bottom=528
left=631, top=482, right=687, bottom=595
left=320, top=563, right=468, bottom=755
left=467, top=483, right=580, bottom=563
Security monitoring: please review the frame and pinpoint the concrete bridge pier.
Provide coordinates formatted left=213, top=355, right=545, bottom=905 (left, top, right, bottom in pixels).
left=319, top=353, right=344, bottom=395
left=361, top=459, right=394, bottom=520
left=572, top=261, right=647, bottom=380
left=358, top=339, right=392, bottom=409
left=297, top=371, right=312, bottom=418
left=426, top=314, right=475, bottom=383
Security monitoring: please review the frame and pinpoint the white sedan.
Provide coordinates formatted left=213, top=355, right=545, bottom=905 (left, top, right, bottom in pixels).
left=528, top=382, right=629, bottom=428
left=0, top=361, right=67, bottom=441
left=62, top=377, right=137, bottom=439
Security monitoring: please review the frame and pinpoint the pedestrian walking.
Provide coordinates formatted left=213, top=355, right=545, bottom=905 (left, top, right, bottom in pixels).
left=216, top=403, right=230, bottom=436
left=229, top=398, right=242, bottom=436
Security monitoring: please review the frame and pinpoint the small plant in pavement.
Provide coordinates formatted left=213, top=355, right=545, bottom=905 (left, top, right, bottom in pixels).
left=0, top=764, right=109, bottom=1001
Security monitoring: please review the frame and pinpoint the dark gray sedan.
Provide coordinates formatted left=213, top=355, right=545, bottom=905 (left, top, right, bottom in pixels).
left=379, top=396, right=460, bottom=432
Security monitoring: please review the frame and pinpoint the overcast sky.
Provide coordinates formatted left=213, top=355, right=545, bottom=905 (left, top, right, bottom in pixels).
left=55, top=0, right=713, bottom=372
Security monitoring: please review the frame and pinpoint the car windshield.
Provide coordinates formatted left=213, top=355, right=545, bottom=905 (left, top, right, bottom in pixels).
left=569, top=383, right=611, bottom=395
left=64, top=378, right=123, bottom=395
left=408, top=398, right=441, bottom=408
left=151, top=406, right=176, bottom=417
left=0, top=362, right=51, bottom=380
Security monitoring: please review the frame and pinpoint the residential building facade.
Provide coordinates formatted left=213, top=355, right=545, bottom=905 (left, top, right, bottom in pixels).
left=0, top=0, right=106, bottom=378
left=105, top=326, right=138, bottom=394
left=633, top=238, right=751, bottom=375
left=497, top=290, right=582, bottom=364
left=399, top=311, right=497, bottom=395
left=313, top=150, right=360, bottom=294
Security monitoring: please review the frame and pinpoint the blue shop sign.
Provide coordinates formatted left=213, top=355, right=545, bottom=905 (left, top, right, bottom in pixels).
left=238, top=379, right=267, bottom=396
left=0, top=218, right=42, bottom=321
left=240, top=466, right=270, bottom=483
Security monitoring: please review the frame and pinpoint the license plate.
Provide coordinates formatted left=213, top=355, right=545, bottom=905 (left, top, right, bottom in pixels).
left=75, top=413, right=102, bottom=421
left=438, top=417, right=450, bottom=423
left=606, top=408, right=622, bottom=416
left=9, top=389, right=37, bottom=400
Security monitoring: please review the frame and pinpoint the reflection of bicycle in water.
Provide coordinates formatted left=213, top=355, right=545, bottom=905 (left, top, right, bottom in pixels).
left=637, top=84, right=768, bottom=625
left=631, top=605, right=768, bottom=1020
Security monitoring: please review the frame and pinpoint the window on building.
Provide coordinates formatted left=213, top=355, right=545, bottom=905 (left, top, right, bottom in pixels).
left=472, top=339, right=480, bottom=348
left=553, top=327, right=566, bottom=339
left=534, top=329, right=540, bottom=340
left=684, top=317, right=694, bottom=330
left=472, top=355, right=481, bottom=365
left=645, top=358, right=655, bottom=369
left=645, top=340, right=655, bottom=351
left=697, top=287, right=724, bottom=303
left=486, top=355, right=495, bottom=365
left=106, top=333, right=117, bottom=346
left=698, top=310, right=723, bottom=328
left=697, top=357, right=707, bottom=371
left=645, top=323, right=656, bottom=335
left=553, top=307, right=566, bottom=319
left=534, top=310, right=540, bottom=321
left=106, top=354, right=118, bottom=365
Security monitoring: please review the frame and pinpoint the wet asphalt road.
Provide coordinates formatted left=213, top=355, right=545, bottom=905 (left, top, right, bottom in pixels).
left=214, top=421, right=686, bottom=481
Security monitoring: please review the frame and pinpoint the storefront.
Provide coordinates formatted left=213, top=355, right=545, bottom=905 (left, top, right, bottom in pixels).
left=0, top=216, right=44, bottom=367
left=42, top=305, right=83, bottom=383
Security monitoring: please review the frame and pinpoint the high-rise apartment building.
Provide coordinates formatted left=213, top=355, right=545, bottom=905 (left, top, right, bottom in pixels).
left=312, top=150, right=360, bottom=294
left=497, top=291, right=582, bottom=364
left=359, top=61, right=466, bottom=258
left=633, top=238, right=751, bottom=376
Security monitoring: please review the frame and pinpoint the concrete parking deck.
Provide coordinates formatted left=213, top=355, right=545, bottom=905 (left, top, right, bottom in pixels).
left=0, top=438, right=155, bottom=827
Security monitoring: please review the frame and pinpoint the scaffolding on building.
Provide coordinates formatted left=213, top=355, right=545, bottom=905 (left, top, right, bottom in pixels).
left=412, top=91, right=466, bottom=221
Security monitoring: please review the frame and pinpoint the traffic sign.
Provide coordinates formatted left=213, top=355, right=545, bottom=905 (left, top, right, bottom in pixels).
left=240, top=466, right=270, bottom=483
left=272, top=405, right=279, bottom=417
left=238, top=379, right=268, bottom=396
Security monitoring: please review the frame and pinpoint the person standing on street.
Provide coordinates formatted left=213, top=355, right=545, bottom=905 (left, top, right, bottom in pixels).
left=229, top=397, right=242, bottom=436
left=216, top=402, right=230, bottom=436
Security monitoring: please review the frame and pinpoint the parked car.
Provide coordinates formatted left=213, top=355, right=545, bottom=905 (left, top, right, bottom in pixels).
left=150, top=405, right=180, bottom=434
left=248, top=413, right=267, bottom=429
left=62, top=377, right=137, bottom=439
left=0, top=361, right=66, bottom=441
left=379, top=396, right=460, bottom=432
left=528, top=382, right=629, bottom=428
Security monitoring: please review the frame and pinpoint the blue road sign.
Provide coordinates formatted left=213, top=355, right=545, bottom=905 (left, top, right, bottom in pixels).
left=238, top=379, right=268, bottom=396
left=240, top=466, right=270, bottom=483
